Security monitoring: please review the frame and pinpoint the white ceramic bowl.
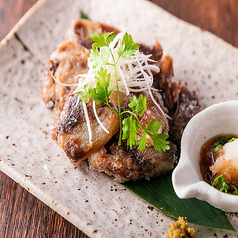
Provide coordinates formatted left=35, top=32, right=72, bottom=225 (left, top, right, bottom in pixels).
left=172, top=100, right=238, bottom=212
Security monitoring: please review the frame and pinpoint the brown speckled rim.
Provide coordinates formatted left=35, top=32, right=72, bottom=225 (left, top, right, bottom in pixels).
left=1, top=0, right=238, bottom=237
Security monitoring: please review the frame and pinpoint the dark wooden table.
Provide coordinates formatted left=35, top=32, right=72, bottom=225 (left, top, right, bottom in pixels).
left=0, top=0, right=238, bottom=237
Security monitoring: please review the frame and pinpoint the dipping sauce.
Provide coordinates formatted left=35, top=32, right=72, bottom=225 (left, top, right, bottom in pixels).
left=200, top=135, right=238, bottom=189
left=200, top=136, right=217, bottom=184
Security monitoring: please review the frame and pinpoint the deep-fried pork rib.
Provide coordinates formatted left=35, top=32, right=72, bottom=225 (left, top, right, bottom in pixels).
left=139, top=41, right=163, bottom=63
left=66, top=19, right=120, bottom=49
left=169, top=87, right=201, bottom=141
left=41, top=41, right=89, bottom=121
left=88, top=142, right=177, bottom=183
left=52, top=93, right=120, bottom=163
left=41, top=19, right=201, bottom=182
left=153, top=54, right=201, bottom=140
left=153, top=54, right=181, bottom=112
left=41, top=19, right=120, bottom=122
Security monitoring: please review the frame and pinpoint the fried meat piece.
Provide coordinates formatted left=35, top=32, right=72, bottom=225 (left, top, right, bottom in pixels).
left=169, top=87, right=201, bottom=141
left=88, top=142, right=177, bottom=183
left=41, top=41, right=89, bottom=121
left=41, top=19, right=119, bottom=121
left=66, top=19, right=120, bottom=49
left=41, top=19, right=200, bottom=183
left=52, top=93, right=120, bottom=163
left=153, top=53, right=201, bottom=141
left=153, top=54, right=181, bottom=112
left=139, top=41, right=163, bottom=64
left=52, top=87, right=169, bottom=163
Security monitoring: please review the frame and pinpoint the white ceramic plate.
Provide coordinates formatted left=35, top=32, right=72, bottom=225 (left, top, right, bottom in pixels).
left=1, top=0, right=238, bottom=237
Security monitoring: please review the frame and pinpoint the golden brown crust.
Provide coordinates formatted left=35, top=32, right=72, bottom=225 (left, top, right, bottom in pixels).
left=88, top=142, right=177, bottom=183
left=41, top=41, right=89, bottom=121
left=66, top=19, right=120, bottom=49
left=41, top=19, right=200, bottom=182
left=52, top=94, right=120, bottom=163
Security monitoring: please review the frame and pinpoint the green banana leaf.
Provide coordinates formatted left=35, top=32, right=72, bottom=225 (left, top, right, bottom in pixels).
left=80, top=11, right=89, bottom=20
left=124, top=172, right=235, bottom=232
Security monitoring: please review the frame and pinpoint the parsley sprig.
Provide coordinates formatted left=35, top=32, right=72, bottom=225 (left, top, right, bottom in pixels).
left=122, top=95, right=170, bottom=152
left=212, top=175, right=238, bottom=195
left=75, top=31, right=170, bottom=152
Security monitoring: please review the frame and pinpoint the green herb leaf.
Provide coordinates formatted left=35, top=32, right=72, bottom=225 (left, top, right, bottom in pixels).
left=145, top=118, right=162, bottom=135
left=90, top=68, right=115, bottom=104
left=145, top=119, right=170, bottom=152
left=137, top=131, right=147, bottom=151
left=88, top=31, right=169, bottom=153
left=90, top=32, right=116, bottom=49
left=128, top=95, right=138, bottom=112
left=117, top=33, right=140, bottom=60
left=122, top=116, right=138, bottom=147
left=74, top=83, right=93, bottom=103
left=128, top=94, right=147, bottom=116
left=123, top=94, right=147, bottom=150
left=151, top=133, right=170, bottom=152
left=136, top=94, right=147, bottom=116
left=124, top=173, right=235, bottom=231
left=123, top=95, right=169, bottom=152
left=90, top=47, right=110, bottom=72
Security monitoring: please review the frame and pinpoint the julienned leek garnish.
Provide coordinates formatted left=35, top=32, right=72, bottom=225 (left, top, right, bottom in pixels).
left=74, top=31, right=170, bottom=152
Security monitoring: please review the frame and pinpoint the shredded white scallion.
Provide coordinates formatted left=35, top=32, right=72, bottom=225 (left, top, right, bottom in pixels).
left=118, top=66, right=130, bottom=95
left=135, top=54, right=166, bottom=119
left=82, top=101, right=92, bottom=144
left=51, top=74, right=78, bottom=87
left=93, top=100, right=110, bottom=134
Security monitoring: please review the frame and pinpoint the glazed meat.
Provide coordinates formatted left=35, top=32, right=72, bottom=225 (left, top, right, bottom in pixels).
left=52, top=93, right=120, bottom=163
left=139, top=41, right=163, bottom=63
left=169, top=87, right=201, bottom=141
left=88, top=90, right=176, bottom=182
left=41, top=19, right=201, bottom=183
left=66, top=19, right=120, bottom=49
left=52, top=88, right=170, bottom=164
left=41, top=41, right=89, bottom=121
left=88, top=142, right=177, bottom=183
left=153, top=53, right=201, bottom=141
left=153, top=54, right=180, bottom=111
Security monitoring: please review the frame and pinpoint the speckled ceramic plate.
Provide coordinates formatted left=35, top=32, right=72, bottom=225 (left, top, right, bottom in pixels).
left=1, top=0, right=238, bottom=237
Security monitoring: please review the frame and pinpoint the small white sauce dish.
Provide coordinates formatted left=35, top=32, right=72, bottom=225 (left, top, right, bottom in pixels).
left=172, top=100, right=238, bottom=212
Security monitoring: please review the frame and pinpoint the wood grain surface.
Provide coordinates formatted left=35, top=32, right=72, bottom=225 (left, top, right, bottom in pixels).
left=0, top=0, right=238, bottom=237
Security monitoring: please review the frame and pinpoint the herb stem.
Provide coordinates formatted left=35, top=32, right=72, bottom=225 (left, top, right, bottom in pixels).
left=109, top=47, right=123, bottom=145
left=114, top=64, right=122, bottom=145
left=104, top=101, right=119, bottom=116
left=122, top=110, right=152, bottom=137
